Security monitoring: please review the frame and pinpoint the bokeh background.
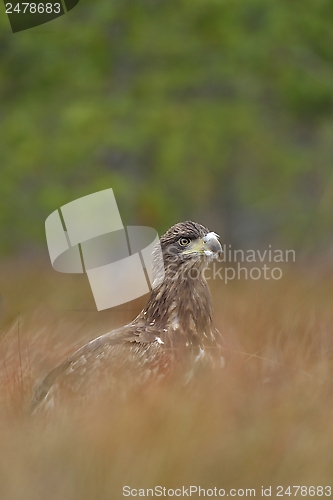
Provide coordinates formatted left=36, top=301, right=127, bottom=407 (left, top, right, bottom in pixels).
left=2, top=0, right=333, bottom=256
left=1, top=2, right=333, bottom=499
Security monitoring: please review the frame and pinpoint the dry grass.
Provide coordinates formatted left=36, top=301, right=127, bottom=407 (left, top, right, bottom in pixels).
left=0, top=258, right=333, bottom=499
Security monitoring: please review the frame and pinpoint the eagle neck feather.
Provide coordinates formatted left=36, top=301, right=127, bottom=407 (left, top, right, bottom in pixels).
left=138, top=262, right=217, bottom=347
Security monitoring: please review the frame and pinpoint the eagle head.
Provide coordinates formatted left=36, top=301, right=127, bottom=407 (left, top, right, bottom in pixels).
left=159, top=221, right=222, bottom=272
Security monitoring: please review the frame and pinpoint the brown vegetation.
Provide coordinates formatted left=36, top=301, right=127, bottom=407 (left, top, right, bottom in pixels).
left=0, top=260, right=332, bottom=499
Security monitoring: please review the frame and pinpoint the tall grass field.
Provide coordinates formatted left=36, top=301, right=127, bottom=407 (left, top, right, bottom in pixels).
left=0, top=258, right=332, bottom=499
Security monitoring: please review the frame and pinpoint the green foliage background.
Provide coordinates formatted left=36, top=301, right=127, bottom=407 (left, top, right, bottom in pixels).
left=1, top=0, right=333, bottom=253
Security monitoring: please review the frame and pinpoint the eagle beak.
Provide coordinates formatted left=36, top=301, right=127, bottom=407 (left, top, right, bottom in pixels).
left=203, top=232, right=222, bottom=258
left=182, top=232, right=222, bottom=258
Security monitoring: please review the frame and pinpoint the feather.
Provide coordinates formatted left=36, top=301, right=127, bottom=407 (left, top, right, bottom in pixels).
left=31, top=221, right=224, bottom=413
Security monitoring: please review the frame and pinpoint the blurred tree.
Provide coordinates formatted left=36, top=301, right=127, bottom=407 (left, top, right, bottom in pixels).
left=1, top=0, right=333, bottom=253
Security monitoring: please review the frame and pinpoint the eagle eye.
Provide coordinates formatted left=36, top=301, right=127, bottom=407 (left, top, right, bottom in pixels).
left=179, top=237, right=191, bottom=246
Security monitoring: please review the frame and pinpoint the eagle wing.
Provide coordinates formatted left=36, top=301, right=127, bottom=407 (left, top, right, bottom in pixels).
left=31, top=324, right=173, bottom=413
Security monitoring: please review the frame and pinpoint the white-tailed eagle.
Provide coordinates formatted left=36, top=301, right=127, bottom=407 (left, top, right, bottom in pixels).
left=31, top=221, right=223, bottom=412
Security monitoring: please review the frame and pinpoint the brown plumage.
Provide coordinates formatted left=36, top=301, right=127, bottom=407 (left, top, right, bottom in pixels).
left=31, top=221, right=224, bottom=412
